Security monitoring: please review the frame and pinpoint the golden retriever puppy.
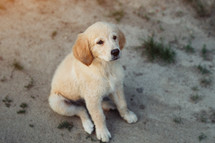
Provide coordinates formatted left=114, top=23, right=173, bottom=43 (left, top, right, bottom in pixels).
left=49, top=22, right=138, bottom=142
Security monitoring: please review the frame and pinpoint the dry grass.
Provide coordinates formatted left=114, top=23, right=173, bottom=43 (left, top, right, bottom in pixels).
left=12, top=61, right=24, bottom=71
left=109, top=9, right=125, bottom=22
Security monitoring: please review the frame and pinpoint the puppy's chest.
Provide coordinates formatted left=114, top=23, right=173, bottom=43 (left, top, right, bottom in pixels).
left=103, top=69, right=120, bottom=94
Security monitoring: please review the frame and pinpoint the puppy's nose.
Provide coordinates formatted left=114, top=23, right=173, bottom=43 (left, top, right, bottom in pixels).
left=111, top=49, right=120, bottom=57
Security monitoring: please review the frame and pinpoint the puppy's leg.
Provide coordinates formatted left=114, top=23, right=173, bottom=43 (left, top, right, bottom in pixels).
left=85, top=96, right=111, bottom=142
left=49, top=94, right=94, bottom=134
left=111, top=85, right=138, bottom=124
left=102, top=97, right=116, bottom=111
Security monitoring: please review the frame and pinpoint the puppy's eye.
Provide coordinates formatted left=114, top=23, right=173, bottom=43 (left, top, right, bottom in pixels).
left=113, top=36, right=117, bottom=40
left=97, top=40, right=104, bottom=45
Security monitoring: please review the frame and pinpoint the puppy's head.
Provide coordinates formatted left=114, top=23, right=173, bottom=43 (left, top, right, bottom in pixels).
left=73, top=22, right=126, bottom=66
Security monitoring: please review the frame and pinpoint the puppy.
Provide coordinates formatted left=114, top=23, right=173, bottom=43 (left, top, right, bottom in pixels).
left=49, top=22, right=138, bottom=142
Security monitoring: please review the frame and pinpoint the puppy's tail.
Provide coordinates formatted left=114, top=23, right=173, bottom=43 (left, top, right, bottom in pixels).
left=49, top=93, right=82, bottom=116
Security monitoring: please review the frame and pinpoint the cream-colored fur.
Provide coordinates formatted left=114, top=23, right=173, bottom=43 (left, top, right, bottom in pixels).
left=49, top=22, right=137, bottom=142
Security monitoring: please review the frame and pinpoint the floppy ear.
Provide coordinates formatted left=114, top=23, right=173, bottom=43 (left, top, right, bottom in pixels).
left=72, top=34, right=94, bottom=66
left=118, top=29, right=126, bottom=50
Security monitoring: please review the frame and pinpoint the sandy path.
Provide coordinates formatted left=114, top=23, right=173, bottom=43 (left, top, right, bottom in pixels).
left=0, top=0, right=215, bottom=142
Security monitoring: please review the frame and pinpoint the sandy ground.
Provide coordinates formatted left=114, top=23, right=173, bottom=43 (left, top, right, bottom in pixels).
left=0, top=0, right=215, bottom=143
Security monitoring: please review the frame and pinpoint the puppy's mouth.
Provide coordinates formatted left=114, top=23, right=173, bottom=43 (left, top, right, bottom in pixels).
left=111, top=56, right=120, bottom=61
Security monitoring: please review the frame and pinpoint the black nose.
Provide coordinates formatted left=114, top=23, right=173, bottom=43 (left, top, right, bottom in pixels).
left=111, top=49, right=120, bottom=57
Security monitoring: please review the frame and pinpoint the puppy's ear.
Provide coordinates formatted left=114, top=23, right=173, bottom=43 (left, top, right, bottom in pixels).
left=118, top=29, right=126, bottom=50
left=73, top=34, right=94, bottom=66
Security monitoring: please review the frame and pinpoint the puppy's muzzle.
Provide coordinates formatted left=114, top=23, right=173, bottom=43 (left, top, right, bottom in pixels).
left=111, top=49, right=120, bottom=60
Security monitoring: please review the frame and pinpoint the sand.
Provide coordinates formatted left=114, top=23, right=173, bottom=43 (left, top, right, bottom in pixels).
left=0, top=0, right=215, bottom=143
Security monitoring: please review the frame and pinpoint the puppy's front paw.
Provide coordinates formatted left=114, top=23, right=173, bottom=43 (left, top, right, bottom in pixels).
left=96, top=127, right=111, bottom=142
left=123, top=110, right=138, bottom=124
left=83, top=119, right=94, bottom=134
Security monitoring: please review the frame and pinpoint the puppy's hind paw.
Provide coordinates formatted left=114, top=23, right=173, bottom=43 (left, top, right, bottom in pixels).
left=83, top=119, right=94, bottom=134
left=123, top=110, right=138, bottom=124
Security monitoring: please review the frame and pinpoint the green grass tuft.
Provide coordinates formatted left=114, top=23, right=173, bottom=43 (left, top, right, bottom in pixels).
left=200, top=77, right=212, bottom=87
left=17, top=109, right=26, bottom=114
left=198, top=133, right=207, bottom=141
left=191, top=86, right=199, bottom=91
left=2, top=96, right=13, bottom=108
left=143, top=36, right=176, bottom=63
left=197, top=65, right=211, bottom=75
left=17, top=103, right=28, bottom=114
left=20, top=103, right=28, bottom=109
left=173, top=117, right=183, bottom=124
left=201, top=44, right=210, bottom=60
left=29, top=124, right=34, bottom=128
left=183, top=42, right=195, bottom=53
left=57, top=121, right=73, bottom=131
left=190, top=94, right=202, bottom=103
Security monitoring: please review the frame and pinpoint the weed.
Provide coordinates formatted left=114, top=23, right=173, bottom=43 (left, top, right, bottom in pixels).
left=109, top=9, right=124, bottom=22
left=142, top=14, right=150, bottom=21
left=195, top=108, right=215, bottom=123
left=20, top=103, right=28, bottom=109
left=198, top=111, right=208, bottom=123
left=29, top=124, right=34, bottom=128
left=51, top=31, right=57, bottom=39
left=86, top=134, right=98, bottom=142
left=96, top=0, right=105, bottom=5
left=143, top=36, right=176, bottom=63
left=31, top=95, right=35, bottom=99
left=2, top=96, right=12, bottom=108
left=190, top=94, right=202, bottom=103
left=17, top=103, right=28, bottom=114
left=201, top=44, right=210, bottom=60
left=184, top=0, right=212, bottom=17
left=17, top=110, right=26, bottom=114
left=12, top=61, right=24, bottom=71
left=173, top=117, right=183, bottom=124
left=183, top=42, right=195, bottom=53
left=57, top=121, right=73, bottom=131
left=198, top=133, right=207, bottom=141
left=200, top=77, right=212, bottom=87
left=136, top=6, right=151, bottom=21
left=25, top=77, right=34, bottom=89
left=197, top=65, right=211, bottom=75
left=201, top=44, right=207, bottom=54
left=191, top=86, right=199, bottom=91
left=210, top=109, right=215, bottom=123
left=175, top=11, right=184, bottom=17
